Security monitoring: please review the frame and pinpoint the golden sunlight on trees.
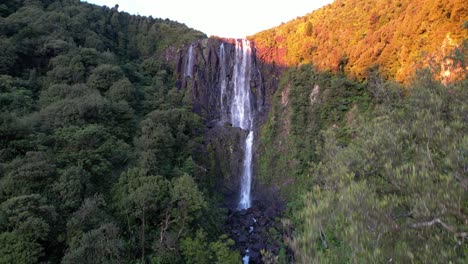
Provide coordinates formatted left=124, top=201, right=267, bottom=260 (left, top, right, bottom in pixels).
left=251, top=0, right=467, bottom=82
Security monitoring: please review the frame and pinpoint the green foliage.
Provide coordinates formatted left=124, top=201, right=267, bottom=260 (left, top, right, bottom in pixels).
left=136, top=108, right=203, bottom=177
left=65, top=195, right=113, bottom=248
left=0, top=232, right=43, bottom=264
left=258, top=35, right=467, bottom=261
left=0, top=0, right=211, bottom=262
left=180, top=230, right=211, bottom=264
left=87, top=64, right=125, bottom=92
left=257, top=64, right=370, bottom=196
left=113, top=168, right=171, bottom=225
left=113, top=168, right=209, bottom=262
left=39, top=89, right=136, bottom=140
left=0, top=75, right=35, bottom=115
left=50, top=125, right=130, bottom=183
left=39, top=83, right=93, bottom=107
left=180, top=230, right=240, bottom=264
left=51, top=166, right=92, bottom=214
left=0, top=152, right=56, bottom=201
left=287, top=72, right=467, bottom=263
left=0, top=194, right=57, bottom=263
left=62, top=223, right=126, bottom=264
left=0, top=112, right=33, bottom=161
left=106, top=78, right=138, bottom=107
left=0, top=194, right=56, bottom=240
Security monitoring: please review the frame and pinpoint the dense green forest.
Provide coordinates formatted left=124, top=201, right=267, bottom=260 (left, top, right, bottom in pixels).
left=0, top=0, right=240, bottom=263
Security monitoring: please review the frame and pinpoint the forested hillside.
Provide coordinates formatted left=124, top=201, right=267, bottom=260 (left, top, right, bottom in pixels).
left=251, top=0, right=468, bottom=262
left=250, top=0, right=467, bottom=82
left=258, top=64, right=467, bottom=263
left=0, top=0, right=240, bottom=263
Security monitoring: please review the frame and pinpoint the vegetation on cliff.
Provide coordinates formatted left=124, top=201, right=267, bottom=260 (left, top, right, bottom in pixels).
left=254, top=8, right=468, bottom=263
left=250, top=0, right=467, bottom=262
left=272, top=66, right=468, bottom=263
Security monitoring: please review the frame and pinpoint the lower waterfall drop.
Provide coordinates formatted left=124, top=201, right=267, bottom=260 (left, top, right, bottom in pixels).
left=239, top=131, right=253, bottom=209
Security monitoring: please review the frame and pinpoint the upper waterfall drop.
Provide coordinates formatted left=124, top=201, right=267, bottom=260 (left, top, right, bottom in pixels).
left=230, top=39, right=253, bottom=131
left=185, top=44, right=194, bottom=77
left=219, top=43, right=228, bottom=122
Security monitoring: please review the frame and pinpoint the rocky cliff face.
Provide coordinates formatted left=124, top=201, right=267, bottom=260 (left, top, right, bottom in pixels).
left=176, top=38, right=265, bottom=126
left=175, top=38, right=280, bottom=207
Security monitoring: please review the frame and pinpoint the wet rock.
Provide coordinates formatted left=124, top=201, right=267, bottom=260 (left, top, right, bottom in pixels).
left=251, top=243, right=264, bottom=251
left=248, top=250, right=261, bottom=262
left=225, top=202, right=288, bottom=263
left=258, top=217, right=268, bottom=226
left=253, top=226, right=264, bottom=234
left=264, top=206, right=276, bottom=218
left=204, top=125, right=247, bottom=203
left=238, top=234, right=248, bottom=243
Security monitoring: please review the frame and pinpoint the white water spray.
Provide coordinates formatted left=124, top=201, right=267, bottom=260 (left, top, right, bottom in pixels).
left=239, top=131, right=253, bottom=209
left=185, top=44, right=194, bottom=77
left=231, top=39, right=253, bottom=130
left=243, top=249, right=250, bottom=264
left=229, top=39, right=254, bottom=210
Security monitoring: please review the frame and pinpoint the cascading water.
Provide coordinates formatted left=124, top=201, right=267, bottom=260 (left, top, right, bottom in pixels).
left=229, top=39, right=254, bottom=210
left=239, top=131, right=253, bottom=209
left=185, top=44, right=194, bottom=77
left=230, top=40, right=253, bottom=131
left=219, top=43, right=227, bottom=122
left=182, top=39, right=278, bottom=263
left=217, top=39, right=256, bottom=263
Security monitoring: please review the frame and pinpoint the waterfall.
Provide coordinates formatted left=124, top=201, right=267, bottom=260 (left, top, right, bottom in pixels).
left=239, top=131, right=253, bottom=209
left=243, top=249, right=250, bottom=264
left=219, top=43, right=227, bottom=121
left=185, top=44, right=194, bottom=77
left=231, top=39, right=253, bottom=130
left=229, top=39, right=254, bottom=210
